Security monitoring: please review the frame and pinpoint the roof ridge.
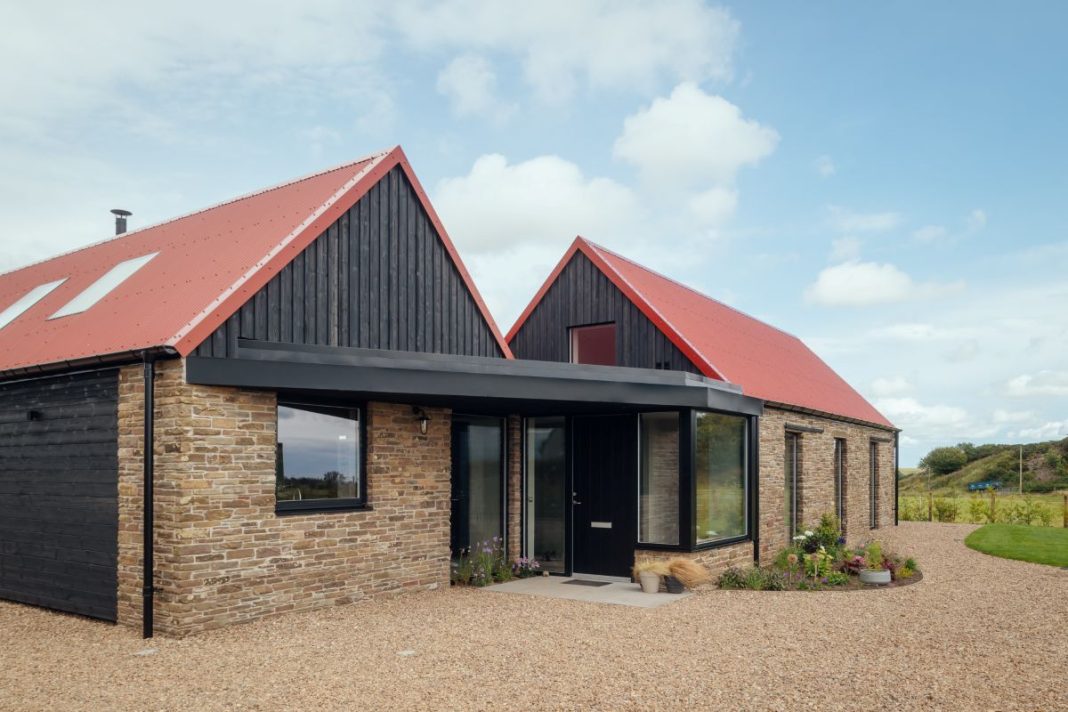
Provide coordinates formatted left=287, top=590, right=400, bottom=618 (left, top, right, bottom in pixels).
left=579, top=237, right=803, bottom=343
left=0, top=147, right=395, bottom=281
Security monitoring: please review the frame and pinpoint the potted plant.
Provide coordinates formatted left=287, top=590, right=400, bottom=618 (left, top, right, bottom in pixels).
left=859, top=542, right=891, bottom=585
left=632, top=560, right=670, bottom=593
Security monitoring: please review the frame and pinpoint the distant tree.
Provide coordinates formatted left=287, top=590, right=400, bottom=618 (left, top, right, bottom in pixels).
left=955, top=442, right=979, bottom=462
left=921, top=446, right=969, bottom=476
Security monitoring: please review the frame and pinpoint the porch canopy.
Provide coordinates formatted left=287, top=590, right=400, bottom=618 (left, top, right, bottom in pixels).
left=186, top=339, right=763, bottom=416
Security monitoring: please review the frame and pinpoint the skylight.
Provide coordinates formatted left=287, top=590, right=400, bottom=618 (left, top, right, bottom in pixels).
left=0, top=279, right=67, bottom=331
left=49, top=252, right=159, bottom=319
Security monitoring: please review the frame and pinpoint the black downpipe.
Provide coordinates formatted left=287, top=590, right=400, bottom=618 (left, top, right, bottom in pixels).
left=894, top=431, right=900, bottom=527
left=142, top=353, right=156, bottom=639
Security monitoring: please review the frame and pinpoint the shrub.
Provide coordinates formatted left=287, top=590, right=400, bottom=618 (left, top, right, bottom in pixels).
left=900, top=496, right=927, bottom=521
left=865, top=542, right=884, bottom=570
left=968, top=495, right=991, bottom=524
left=933, top=497, right=960, bottom=522
left=716, top=567, right=747, bottom=589
left=1033, top=503, right=1054, bottom=527
left=841, top=555, right=866, bottom=575
left=773, top=545, right=804, bottom=571
left=920, top=446, right=968, bottom=475
left=632, top=559, right=671, bottom=579
left=452, top=538, right=510, bottom=586
left=826, top=571, right=849, bottom=586
left=512, top=557, right=541, bottom=578
left=718, top=566, right=784, bottom=591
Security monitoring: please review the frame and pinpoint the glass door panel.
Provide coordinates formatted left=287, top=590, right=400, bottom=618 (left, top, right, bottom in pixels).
left=524, top=417, right=567, bottom=573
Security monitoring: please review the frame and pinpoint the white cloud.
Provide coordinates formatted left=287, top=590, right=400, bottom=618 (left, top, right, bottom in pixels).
left=913, top=225, right=948, bottom=243
left=613, top=83, right=779, bottom=188
left=436, top=54, right=516, bottom=122
left=867, top=323, right=982, bottom=342
left=1005, top=370, right=1068, bottom=397
left=688, top=187, right=738, bottom=226
left=875, top=397, right=973, bottom=438
left=827, top=206, right=902, bottom=233
left=804, top=260, right=965, bottom=307
left=967, top=208, right=987, bottom=231
left=1015, top=420, right=1068, bottom=440
left=992, top=409, right=1034, bottom=424
left=814, top=155, right=835, bottom=178
left=829, top=236, right=861, bottom=262
left=870, top=376, right=912, bottom=397
left=397, top=1, right=739, bottom=103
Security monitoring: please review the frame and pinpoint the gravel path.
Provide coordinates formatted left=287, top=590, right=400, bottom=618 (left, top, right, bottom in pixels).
left=1, top=523, right=1065, bottom=711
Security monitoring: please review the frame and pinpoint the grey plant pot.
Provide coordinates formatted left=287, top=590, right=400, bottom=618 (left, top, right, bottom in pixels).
left=859, top=568, right=892, bottom=585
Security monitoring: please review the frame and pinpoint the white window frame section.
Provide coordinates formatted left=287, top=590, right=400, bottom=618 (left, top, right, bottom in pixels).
left=49, top=252, right=158, bottom=319
left=0, top=279, right=67, bottom=330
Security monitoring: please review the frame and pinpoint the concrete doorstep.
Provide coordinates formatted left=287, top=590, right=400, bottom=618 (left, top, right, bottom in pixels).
left=484, top=576, right=691, bottom=608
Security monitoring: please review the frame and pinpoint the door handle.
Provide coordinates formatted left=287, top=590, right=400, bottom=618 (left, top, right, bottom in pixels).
left=572, top=492, right=582, bottom=505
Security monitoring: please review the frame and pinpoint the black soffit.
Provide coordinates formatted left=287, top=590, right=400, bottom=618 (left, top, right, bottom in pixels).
left=185, top=339, right=763, bottom=415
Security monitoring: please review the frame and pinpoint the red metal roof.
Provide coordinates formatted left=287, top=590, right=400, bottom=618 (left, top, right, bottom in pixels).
left=0, top=146, right=512, bottom=374
left=508, top=237, right=894, bottom=429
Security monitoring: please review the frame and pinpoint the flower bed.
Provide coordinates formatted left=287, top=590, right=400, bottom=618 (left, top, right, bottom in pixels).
left=451, top=538, right=544, bottom=586
left=717, top=514, right=922, bottom=591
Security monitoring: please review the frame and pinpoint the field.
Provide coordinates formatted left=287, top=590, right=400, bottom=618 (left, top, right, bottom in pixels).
left=965, top=524, right=1068, bottom=567
left=899, top=491, right=1067, bottom=528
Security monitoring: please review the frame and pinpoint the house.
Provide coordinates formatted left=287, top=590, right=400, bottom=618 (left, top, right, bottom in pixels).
left=0, top=147, right=893, bottom=638
left=507, top=237, right=899, bottom=564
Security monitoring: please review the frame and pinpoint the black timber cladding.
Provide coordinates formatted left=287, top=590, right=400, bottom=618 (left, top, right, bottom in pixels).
left=0, top=369, right=119, bottom=621
left=509, top=251, right=700, bottom=373
left=194, top=166, right=504, bottom=359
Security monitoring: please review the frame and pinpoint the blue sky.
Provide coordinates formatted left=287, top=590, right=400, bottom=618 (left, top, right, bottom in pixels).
left=2, top=2, right=1066, bottom=465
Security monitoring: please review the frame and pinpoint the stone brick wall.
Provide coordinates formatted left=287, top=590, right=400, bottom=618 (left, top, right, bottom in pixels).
left=117, top=359, right=451, bottom=636
left=506, top=415, right=522, bottom=562
left=635, top=539, right=753, bottom=580
left=758, top=406, right=896, bottom=563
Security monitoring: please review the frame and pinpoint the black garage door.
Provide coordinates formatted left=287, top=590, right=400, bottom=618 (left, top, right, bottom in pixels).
left=0, top=369, right=119, bottom=621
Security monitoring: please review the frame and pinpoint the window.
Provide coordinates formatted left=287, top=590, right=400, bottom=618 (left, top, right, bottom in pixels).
left=785, top=432, right=800, bottom=539
left=524, top=417, right=567, bottom=573
left=276, top=402, right=362, bottom=512
left=834, top=438, right=847, bottom=534
left=569, top=323, right=616, bottom=365
left=869, top=442, right=879, bottom=528
left=639, top=412, right=680, bottom=545
left=49, top=252, right=158, bottom=319
left=695, top=412, right=747, bottom=545
left=0, top=279, right=66, bottom=330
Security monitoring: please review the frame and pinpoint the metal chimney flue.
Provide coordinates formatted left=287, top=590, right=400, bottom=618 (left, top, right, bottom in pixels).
left=111, top=208, right=132, bottom=235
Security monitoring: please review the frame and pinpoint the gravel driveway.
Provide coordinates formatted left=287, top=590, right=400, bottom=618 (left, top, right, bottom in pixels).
left=1, top=523, right=1065, bottom=711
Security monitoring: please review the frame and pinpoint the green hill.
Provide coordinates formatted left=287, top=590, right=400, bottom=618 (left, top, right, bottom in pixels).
left=900, top=438, right=1068, bottom=495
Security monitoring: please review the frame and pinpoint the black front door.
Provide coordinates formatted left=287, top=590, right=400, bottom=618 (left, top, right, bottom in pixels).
left=572, top=415, right=637, bottom=577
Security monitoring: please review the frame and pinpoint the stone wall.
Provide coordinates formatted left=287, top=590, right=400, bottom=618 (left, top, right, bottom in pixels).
left=758, top=406, right=896, bottom=563
left=634, top=539, right=753, bottom=579
left=117, top=359, right=451, bottom=636
left=506, top=415, right=522, bottom=561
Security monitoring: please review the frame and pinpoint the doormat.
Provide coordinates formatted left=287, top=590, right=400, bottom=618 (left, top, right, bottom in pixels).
left=562, top=579, right=612, bottom=587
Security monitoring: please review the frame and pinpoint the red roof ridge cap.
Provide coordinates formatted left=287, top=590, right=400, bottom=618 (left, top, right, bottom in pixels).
left=166, top=149, right=395, bottom=350
left=0, top=147, right=396, bottom=281
left=579, top=237, right=804, bottom=343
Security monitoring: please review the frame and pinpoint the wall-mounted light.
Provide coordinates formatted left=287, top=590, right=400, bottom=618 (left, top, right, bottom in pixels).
left=413, top=407, right=430, bottom=435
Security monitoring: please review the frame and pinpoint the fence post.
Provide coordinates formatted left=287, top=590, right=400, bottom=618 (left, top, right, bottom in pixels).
left=1063, top=494, right=1067, bottom=529
left=928, top=492, right=933, bottom=522
left=990, top=488, right=996, bottom=523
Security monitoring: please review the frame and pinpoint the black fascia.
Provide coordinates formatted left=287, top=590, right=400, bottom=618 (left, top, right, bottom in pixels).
left=185, top=340, right=763, bottom=415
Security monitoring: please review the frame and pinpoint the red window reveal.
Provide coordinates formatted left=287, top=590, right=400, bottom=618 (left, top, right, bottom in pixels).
left=570, top=323, right=617, bottom=366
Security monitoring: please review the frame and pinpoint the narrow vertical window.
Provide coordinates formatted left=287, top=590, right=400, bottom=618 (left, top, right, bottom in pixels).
left=869, top=441, right=879, bottom=528
left=639, top=412, right=680, bottom=545
left=834, top=438, right=847, bottom=535
left=785, top=432, right=800, bottom=539
left=695, top=412, right=747, bottom=544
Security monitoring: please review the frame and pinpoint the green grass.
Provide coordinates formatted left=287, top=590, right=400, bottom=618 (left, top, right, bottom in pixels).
left=964, top=524, right=1068, bottom=567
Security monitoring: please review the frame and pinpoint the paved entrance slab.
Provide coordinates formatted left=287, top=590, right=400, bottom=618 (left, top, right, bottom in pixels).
left=485, top=576, right=690, bottom=608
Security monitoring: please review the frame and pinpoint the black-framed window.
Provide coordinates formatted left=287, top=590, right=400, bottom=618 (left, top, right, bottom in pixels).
left=569, top=322, right=617, bottom=366
left=785, top=432, right=800, bottom=539
left=694, top=411, right=748, bottom=545
left=834, top=438, right=847, bottom=534
left=276, top=402, right=364, bottom=513
left=869, top=441, right=879, bottom=528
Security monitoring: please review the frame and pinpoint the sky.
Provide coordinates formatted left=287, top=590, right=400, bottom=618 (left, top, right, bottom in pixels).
left=1, top=2, right=1066, bottom=465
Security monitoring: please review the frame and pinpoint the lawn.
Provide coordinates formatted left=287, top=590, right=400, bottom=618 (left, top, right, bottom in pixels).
left=964, top=524, right=1068, bottom=567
